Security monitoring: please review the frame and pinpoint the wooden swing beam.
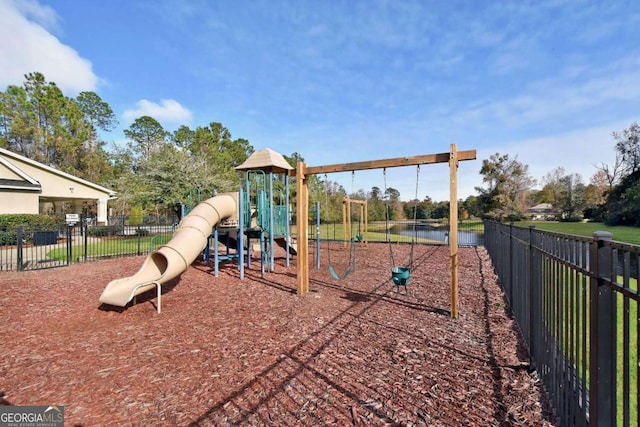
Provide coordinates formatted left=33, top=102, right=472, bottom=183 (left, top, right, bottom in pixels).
left=293, top=144, right=476, bottom=319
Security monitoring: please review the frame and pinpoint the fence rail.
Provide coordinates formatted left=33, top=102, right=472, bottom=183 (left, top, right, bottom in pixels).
left=484, top=220, right=639, bottom=426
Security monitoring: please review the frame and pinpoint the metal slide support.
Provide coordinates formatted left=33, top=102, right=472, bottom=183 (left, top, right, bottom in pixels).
left=132, top=281, right=162, bottom=314
left=213, top=227, right=219, bottom=277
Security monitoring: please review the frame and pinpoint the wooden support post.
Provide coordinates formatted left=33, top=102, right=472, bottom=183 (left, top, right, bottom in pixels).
left=296, top=161, right=309, bottom=295
left=343, top=198, right=349, bottom=248
left=449, top=144, right=459, bottom=319
left=364, top=202, right=368, bottom=246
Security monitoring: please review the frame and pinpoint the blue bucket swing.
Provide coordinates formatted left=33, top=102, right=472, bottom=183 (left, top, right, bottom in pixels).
left=384, top=166, right=420, bottom=293
left=392, top=266, right=411, bottom=286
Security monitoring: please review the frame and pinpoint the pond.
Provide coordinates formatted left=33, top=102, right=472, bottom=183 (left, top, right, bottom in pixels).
left=393, top=222, right=484, bottom=246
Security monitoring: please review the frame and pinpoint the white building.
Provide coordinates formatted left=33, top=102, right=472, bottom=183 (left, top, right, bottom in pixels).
left=0, top=147, right=116, bottom=224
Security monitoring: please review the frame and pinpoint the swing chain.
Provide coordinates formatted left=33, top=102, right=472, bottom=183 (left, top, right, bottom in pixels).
left=383, top=168, right=397, bottom=267
left=324, top=173, right=356, bottom=280
left=385, top=164, right=421, bottom=278
left=409, top=165, right=420, bottom=270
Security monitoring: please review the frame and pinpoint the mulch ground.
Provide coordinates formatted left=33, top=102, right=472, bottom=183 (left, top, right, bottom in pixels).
left=0, top=243, right=556, bottom=426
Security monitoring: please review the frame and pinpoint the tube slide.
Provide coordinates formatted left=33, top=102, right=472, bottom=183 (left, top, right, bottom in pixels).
left=99, top=194, right=237, bottom=307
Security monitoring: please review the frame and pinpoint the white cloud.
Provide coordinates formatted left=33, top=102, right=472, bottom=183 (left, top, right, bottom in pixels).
left=14, top=0, right=59, bottom=32
left=0, top=0, right=98, bottom=94
left=484, top=120, right=632, bottom=190
left=122, top=99, right=192, bottom=125
left=450, top=55, right=640, bottom=130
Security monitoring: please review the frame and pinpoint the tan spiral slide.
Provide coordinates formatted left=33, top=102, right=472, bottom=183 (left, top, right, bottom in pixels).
left=99, top=194, right=237, bottom=308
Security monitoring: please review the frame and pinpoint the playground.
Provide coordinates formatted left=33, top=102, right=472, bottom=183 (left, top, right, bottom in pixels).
left=0, top=243, right=555, bottom=426
left=1, top=147, right=555, bottom=425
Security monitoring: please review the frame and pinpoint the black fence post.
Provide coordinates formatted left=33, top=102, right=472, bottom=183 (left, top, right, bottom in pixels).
left=528, top=225, right=536, bottom=365
left=17, top=226, right=23, bottom=271
left=137, top=225, right=142, bottom=256
left=589, top=231, right=615, bottom=426
left=66, top=225, right=72, bottom=266
left=507, top=222, right=513, bottom=305
left=83, top=223, right=88, bottom=262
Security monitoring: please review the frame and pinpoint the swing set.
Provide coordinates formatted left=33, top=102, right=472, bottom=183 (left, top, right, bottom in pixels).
left=293, top=144, right=476, bottom=319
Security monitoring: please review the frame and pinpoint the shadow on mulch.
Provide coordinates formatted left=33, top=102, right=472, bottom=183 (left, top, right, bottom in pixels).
left=0, top=391, right=10, bottom=406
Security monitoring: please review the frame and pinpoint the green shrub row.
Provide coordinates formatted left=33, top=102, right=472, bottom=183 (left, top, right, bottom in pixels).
left=0, top=215, right=64, bottom=245
left=87, top=225, right=123, bottom=237
left=0, top=214, right=62, bottom=227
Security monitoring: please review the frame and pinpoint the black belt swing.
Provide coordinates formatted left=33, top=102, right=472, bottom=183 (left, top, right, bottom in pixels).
left=384, top=165, right=420, bottom=291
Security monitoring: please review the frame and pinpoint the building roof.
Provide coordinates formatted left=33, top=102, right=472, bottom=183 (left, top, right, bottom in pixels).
left=0, top=154, right=41, bottom=191
left=528, top=203, right=554, bottom=212
left=0, top=178, right=41, bottom=191
left=0, top=147, right=116, bottom=198
left=235, top=148, right=294, bottom=173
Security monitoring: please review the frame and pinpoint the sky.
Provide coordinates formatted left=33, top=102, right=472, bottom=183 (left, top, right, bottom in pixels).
left=1, top=0, right=639, bottom=202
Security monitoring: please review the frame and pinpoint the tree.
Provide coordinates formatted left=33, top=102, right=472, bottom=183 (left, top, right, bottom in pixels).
left=558, top=173, right=586, bottom=221
left=384, top=187, right=403, bottom=220
left=613, top=122, right=640, bottom=174
left=76, top=91, right=117, bottom=133
left=587, top=171, right=610, bottom=206
left=602, top=122, right=640, bottom=225
left=0, top=72, right=114, bottom=183
left=367, top=186, right=386, bottom=221
left=594, top=153, right=624, bottom=190
left=605, top=170, right=640, bottom=225
left=461, top=195, right=481, bottom=219
left=319, top=179, right=347, bottom=223
left=171, top=122, right=253, bottom=187
left=124, top=116, right=169, bottom=162
left=541, top=167, right=566, bottom=208
left=0, top=84, right=34, bottom=155
left=476, top=153, right=536, bottom=221
left=431, top=201, right=450, bottom=219
left=114, top=118, right=255, bottom=216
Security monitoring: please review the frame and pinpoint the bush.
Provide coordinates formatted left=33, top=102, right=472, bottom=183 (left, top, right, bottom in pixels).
left=583, top=205, right=607, bottom=222
left=0, top=230, right=17, bottom=245
left=87, top=225, right=123, bottom=237
left=135, top=229, right=149, bottom=237
left=0, top=215, right=63, bottom=245
left=560, top=216, right=583, bottom=223
left=128, top=206, right=144, bottom=226
left=0, top=214, right=62, bottom=227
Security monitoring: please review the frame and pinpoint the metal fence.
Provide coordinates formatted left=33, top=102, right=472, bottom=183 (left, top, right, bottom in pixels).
left=0, top=220, right=177, bottom=272
left=0, top=216, right=485, bottom=273
left=484, top=220, right=639, bottom=426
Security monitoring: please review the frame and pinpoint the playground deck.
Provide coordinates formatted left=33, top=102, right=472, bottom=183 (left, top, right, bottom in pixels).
left=0, top=244, right=555, bottom=426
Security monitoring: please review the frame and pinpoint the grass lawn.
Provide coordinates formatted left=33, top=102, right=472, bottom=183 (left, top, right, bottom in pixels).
left=47, top=233, right=173, bottom=261
left=617, top=285, right=638, bottom=426
left=516, top=221, right=640, bottom=245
